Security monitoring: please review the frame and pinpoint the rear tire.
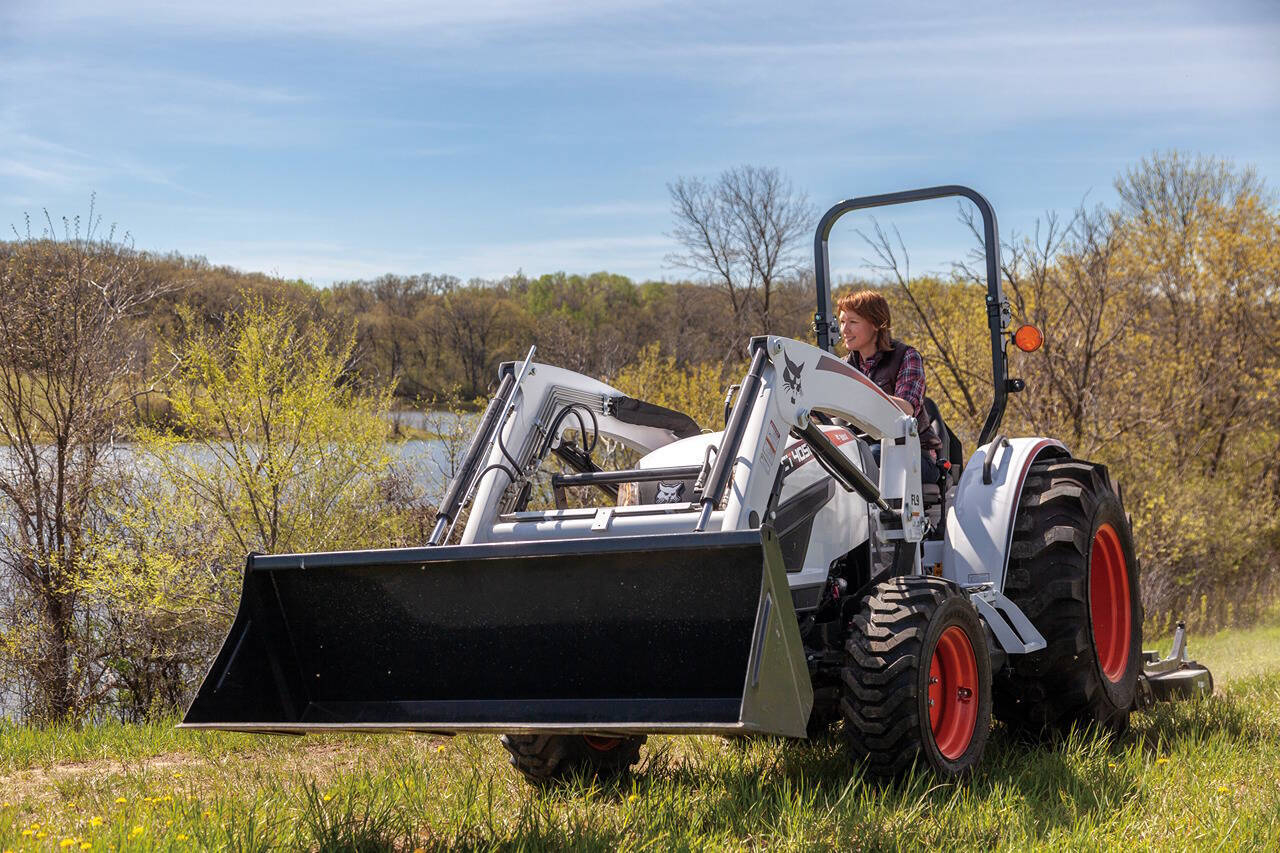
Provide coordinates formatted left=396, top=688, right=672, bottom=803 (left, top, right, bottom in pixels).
left=995, top=458, right=1143, bottom=737
left=841, top=576, right=992, bottom=779
left=499, top=734, right=645, bottom=785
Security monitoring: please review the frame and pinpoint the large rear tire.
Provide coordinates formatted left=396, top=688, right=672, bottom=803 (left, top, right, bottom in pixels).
left=995, top=458, right=1143, bottom=737
left=499, top=734, right=645, bottom=785
left=842, top=576, right=992, bottom=779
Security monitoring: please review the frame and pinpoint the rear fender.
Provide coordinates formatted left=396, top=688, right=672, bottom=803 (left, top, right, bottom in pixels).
left=942, top=437, right=1068, bottom=595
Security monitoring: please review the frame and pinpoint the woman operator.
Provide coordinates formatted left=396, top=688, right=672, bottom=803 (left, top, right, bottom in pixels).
left=836, top=289, right=942, bottom=484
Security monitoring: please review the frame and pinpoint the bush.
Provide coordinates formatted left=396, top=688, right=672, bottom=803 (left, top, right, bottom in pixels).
left=82, top=297, right=424, bottom=717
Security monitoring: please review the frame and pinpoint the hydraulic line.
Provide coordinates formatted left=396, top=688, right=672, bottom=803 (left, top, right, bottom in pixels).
left=696, top=345, right=768, bottom=531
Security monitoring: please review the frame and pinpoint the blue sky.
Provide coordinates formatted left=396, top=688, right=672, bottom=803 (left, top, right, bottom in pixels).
left=3, top=0, right=1277, bottom=285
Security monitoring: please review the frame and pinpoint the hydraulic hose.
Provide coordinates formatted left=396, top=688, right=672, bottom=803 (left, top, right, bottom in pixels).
left=696, top=345, right=768, bottom=531
left=428, top=370, right=516, bottom=545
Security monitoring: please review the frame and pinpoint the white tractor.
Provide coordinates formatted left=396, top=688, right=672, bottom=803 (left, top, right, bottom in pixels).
left=182, top=186, right=1211, bottom=783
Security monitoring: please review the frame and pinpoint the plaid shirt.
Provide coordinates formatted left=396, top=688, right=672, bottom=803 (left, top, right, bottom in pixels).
left=850, top=345, right=927, bottom=418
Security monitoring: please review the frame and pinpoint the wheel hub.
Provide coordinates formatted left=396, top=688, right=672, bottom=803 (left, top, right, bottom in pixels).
left=1089, top=522, right=1132, bottom=682
left=928, top=625, right=979, bottom=760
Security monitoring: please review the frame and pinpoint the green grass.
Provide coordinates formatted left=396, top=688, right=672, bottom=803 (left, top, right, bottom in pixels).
left=2, top=621, right=1279, bottom=851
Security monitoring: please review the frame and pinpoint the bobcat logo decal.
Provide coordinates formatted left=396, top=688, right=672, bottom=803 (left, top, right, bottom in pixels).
left=654, top=481, right=686, bottom=504
left=782, top=352, right=804, bottom=404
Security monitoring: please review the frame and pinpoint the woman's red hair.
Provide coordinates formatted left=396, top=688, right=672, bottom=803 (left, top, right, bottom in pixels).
left=836, top=290, right=892, bottom=351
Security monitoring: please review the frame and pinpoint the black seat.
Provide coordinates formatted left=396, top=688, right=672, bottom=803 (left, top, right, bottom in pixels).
left=921, top=398, right=963, bottom=534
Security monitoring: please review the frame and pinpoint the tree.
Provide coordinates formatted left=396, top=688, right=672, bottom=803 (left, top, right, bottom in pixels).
left=0, top=205, right=171, bottom=722
left=667, top=166, right=812, bottom=353
left=137, top=298, right=401, bottom=556
left=432, top=279, right=528, bottom=398
left=78, top=297, right=417, bottom=717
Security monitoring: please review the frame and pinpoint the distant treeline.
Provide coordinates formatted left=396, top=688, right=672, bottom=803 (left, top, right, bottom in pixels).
left=123, top=258, right=817, bottom=411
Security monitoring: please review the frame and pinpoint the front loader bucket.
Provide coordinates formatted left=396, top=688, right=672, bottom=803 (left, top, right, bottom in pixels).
left=181, top=527, right=813, bottom=737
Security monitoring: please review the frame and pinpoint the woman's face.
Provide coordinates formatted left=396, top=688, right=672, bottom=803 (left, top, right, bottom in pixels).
left=839, top=309, right=879, bottom=354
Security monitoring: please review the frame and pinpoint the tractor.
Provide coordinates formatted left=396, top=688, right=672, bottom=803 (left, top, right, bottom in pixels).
left=182, top=185, right=1211, bottom=783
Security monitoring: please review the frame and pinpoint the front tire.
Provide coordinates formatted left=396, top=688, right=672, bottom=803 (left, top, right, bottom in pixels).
left=499, top=734, right=645, bottom=785
left=995, top=458, right=1143, bottom=736
left=841, top=576, right=993, bottom=779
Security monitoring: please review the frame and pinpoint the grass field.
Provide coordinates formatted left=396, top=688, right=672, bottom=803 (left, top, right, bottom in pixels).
left=2, top=621, right=1278, bottom=851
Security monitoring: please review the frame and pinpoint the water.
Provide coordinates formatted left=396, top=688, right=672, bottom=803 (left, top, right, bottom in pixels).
left=0, top=414, right=472, bottom=718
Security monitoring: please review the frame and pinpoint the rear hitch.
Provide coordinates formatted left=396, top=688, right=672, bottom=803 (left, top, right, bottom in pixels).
left=1134, top=620, right=1214, bottom=710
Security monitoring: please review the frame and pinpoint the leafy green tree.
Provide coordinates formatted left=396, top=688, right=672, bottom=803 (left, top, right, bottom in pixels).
left=137, top=297, right=401, bottom=555
left=81, top=298, right=421, bottom=716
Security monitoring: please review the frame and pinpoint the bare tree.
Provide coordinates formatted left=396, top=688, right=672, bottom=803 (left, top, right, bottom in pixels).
left=858, top=218, right=1002, bottom=431
left=0, top=203, right=173, bottom=721
left=433, top=279, right=521, bottom=398
left=667, top=166, right=812, bottom=357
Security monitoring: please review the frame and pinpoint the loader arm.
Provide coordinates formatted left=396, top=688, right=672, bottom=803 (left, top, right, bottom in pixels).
left=710, top=336, right=926, bottom=543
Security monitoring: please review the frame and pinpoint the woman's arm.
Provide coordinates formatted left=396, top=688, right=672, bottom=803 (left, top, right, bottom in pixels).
left=892, top=348, right=927, bottom=417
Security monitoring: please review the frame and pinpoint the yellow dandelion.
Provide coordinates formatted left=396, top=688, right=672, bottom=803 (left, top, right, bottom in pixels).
left=435, top=745, right=446, bottom=753
left=60, top=839, right=76, bottom=849
left=114, top=797, right=127, bottom=804
left=1107, top=762, right=1116, bottom=768
left=89, top=816, right=103, bottom=827
left=36, top=833, right=47, bottom=840
left=201, top=810, right=212, bottom=819
left=129, top=825, right=144, bottom=838
left=1156, top=757, right=1169, bottom=765
left=20, top=830, right=33, bottom=838
left=81, top=845, right=92, bottom=851
left=176, top=835, right=188, bottom=841
left=1218, top=786, right=1231, bottom=793
left=627, top=794, right=639, bottom=803
left=30, top=824, right=40, bottom=830
left=323, top=794, right=332, bottom=802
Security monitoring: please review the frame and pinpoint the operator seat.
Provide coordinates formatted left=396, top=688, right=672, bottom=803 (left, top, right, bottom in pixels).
left=921, top=397, right=962, bottom=533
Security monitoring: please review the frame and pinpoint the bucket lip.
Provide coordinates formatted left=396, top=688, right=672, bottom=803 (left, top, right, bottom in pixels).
left=251, top=528, right=774, bottom=572
left=177, top=721, right=762, bottom=735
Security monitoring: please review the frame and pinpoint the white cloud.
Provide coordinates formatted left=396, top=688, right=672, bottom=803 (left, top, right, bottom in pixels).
left=183, top=233, right=674, bottom=284
left=441, top=234, right=674, bottom=281
left=8, top=0, right=673, bottom=40
left=539, top=201, right=670, bottom=218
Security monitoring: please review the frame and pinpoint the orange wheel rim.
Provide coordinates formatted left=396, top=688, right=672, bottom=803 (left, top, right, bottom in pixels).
left=928, top=625, right=979, bottom=760
left=583, top=735, right=622, bottom=752
left=1090, top=522, right=1132, bottom=682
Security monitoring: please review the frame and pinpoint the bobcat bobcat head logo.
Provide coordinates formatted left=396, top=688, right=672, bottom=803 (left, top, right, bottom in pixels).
left=654, top=481, right=685, bottom=504
left=782, top=352, right=804, bottom=404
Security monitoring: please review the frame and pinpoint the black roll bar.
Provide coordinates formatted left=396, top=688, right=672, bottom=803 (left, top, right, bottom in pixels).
left=812, top=185, right=1010, bottom=447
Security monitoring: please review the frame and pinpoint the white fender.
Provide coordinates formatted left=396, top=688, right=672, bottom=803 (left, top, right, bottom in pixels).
left=942, top=436, right=1067, bottom=590
left=942, top=436, right=1068, bottom=653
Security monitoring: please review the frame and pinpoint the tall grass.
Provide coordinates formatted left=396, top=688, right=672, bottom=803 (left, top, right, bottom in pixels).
left=2, top=621, right=1278, bottom=851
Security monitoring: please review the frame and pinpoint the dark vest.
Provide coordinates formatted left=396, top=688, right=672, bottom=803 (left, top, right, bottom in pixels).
left=851, top=340, right=943, bottom=453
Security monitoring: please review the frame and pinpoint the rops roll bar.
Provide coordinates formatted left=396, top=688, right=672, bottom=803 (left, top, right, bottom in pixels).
left=812, top=185, right=1012, bottom=447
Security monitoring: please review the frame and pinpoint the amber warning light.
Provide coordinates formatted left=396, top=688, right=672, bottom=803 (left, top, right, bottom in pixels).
left=1013, top=325, right=1043, bottom=353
